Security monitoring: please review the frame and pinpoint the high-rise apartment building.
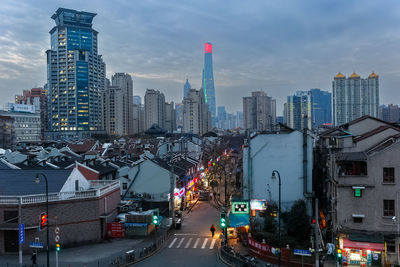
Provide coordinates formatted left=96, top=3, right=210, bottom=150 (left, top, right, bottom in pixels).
left=217, top=106, right=227, bottom=129
left=103, top=84, right=130, bottom=136
left=110, top=73, right=133, bottom=134
left=144, top=89, right=166, bottom=130
left=132, top=96, right=144, bottom=134
left=46, top=8, right=106, bottom=140
left=243, top=91, right=276, bottom=131
left=333, top=72, right=379, bottom=125
left=379, top=104, right=400, bottom=123
left=310, top=89, right=332, bottom=127
left=15, top=87, right=48, bottom=139
left=165, top=102, right=176, bottom=133
left=184, top=78, right=191, bottom=98
left=183, top=88, right=211, bottom=135
left=133, top=96, right=142, bottom=105
left=201, top=43, right=216, bottom=125
left=175, top=103, right=184, bottom=131
left=284, top=91, right=312, bottom=130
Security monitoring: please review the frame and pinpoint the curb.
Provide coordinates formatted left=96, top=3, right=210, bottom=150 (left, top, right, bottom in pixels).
left=218, top=248, right=234, bottom=267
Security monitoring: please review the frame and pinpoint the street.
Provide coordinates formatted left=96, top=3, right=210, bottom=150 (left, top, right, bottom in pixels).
left=136, top=200, right=226, bottom=267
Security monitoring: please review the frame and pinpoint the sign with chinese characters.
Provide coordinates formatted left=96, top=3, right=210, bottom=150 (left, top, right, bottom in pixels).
left=8, top=103, right=36, bottom=113
left=19, top=224, right=24, bottom=244
left=232, top=201, right=249, bottom=214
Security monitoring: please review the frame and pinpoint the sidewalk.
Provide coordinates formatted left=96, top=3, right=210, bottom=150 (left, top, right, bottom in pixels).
left=0, top=229, right=169, bottom=267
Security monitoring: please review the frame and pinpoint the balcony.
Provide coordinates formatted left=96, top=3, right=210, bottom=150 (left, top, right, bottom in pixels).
left=0, top=180, right=119, bottom=205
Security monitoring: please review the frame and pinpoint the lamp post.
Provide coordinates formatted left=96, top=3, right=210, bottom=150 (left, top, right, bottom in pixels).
left=272, top=170, right=281, bottom=267
left=392, top=216, right=400, bottom=265
left=36, top=173, right=49, bottom=267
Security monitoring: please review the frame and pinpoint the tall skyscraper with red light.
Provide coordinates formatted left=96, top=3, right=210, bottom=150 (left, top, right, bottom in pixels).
left=202, top=42, right=216, bottom=125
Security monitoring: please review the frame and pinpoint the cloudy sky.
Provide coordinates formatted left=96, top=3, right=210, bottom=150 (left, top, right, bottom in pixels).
left=1, top=0, right=400, bottom=115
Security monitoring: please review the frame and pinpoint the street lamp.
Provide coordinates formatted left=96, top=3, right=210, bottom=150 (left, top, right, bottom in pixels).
left=36, top=173, right=49, bottom=267
left=271, top=170, right=281, bottom=267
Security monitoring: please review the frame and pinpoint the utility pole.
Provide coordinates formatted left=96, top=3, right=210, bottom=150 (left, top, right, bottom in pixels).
left=315, top=198, right=319, bottom=267
left=18, top=197, right=22, bottom=267
left=169, top=157, right=175, bottom=228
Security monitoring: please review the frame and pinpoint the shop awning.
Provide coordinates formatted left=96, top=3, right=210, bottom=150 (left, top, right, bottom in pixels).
left=342, top=238, right=385, bottom=251
left=229, top=213, right=249, bottom=227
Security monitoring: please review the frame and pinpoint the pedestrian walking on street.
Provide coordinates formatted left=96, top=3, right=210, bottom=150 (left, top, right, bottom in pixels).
left=210, top=224, right=216, bottom=237
left=31, top=252, right=37, bottom=267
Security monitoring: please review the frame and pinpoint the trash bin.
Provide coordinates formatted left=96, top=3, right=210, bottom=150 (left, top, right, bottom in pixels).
left=175, top=218, right=181, bottom=229
left=126, top=250, right=135, bottom=262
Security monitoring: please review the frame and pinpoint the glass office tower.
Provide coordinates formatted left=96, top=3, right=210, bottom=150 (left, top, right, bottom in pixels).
left=201, top=42, right=216, bottom=125
left=46, top=8, right=106, bottom=140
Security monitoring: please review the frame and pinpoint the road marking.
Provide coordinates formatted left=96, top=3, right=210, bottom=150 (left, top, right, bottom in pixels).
left=176, top=238, right=185, bottom=248
left=168, top=238, right=178, bottom=248
left=201, top=238, right=208, bottom=249
left=174, top=233, right=198, bottom=236
left=193, top=238, right=200, bottom=248
left=209, top=239, right=216, bottom=249
left=185, top=238, right=193, bottom=248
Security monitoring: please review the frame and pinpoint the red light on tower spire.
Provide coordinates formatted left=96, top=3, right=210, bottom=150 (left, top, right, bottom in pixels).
left=205, top=42, right=212, bottom=53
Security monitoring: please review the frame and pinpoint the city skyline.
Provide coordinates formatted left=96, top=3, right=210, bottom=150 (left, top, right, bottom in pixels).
left=2, top=0, right=400, bottom=114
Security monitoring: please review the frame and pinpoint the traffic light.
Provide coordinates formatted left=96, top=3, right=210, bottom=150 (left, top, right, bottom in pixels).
left=220, top=213, right=227, bottom=229
left=56, top=243, right=61, bottom=252
left=153, top=215, right=159, bottom=225
left=337, top=249, right=342, bottom=261
left=39, top=212, right=48, bottom=231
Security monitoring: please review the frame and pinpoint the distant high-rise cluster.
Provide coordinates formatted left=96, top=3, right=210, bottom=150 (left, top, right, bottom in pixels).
left=333, top=72, right=379, bottom=125
left=243, top=91, right=276, bottom=131
left=46, top=8, right=106, bottom=140
left=379, top=104, right=400, bottom=123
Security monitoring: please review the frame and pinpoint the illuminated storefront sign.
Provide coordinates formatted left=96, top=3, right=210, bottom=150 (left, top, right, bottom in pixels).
left=232, top=201, right=249, bottom=214
left=250, top=199, right=267, bottom=211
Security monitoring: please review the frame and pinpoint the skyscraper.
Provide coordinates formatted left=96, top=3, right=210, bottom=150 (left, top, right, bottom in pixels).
left=103, top=85, right=128, bottom=135
left=284, top=91, right=312, bottom=130
left=333, top=72, right=379, bottom=125
left=310, top=88, right=332, bottom=127
left=46, top=8, right=106, bottom=140
left=183, top=88, right=211, bottom=135
left=243, top=91, right=276, bottom=131
left=165, top=102, right=176, bottom=133
left=111, top=73, right=134, bottom=134
left=184, top=78, right=191, bottom=98
left=201, top=42, right=216, bottom=125
left=144, top=89, right=166, bottom=130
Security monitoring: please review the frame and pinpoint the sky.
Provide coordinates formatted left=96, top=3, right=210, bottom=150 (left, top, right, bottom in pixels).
left=1, top=0, right=400, bottom=115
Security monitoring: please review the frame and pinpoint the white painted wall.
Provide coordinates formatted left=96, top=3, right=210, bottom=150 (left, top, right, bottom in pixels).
left=243, top=131, right=313, bottom=212
left=60, top=167, right=91, bottom=192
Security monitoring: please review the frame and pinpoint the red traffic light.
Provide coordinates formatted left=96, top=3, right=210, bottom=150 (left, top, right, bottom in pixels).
left=311, top=218, right=316, bottom=224
left=40, top=212, right=48, bottom=231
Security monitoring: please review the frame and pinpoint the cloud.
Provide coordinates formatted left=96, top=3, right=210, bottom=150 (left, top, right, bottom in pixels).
left=1, top=0, right=400, bottom=114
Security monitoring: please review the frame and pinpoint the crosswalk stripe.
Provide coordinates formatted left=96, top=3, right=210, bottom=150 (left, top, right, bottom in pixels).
left=176, top=238, right=185, bottom=248
left=209, top=239, right=216, bottom=249
left=168, top=238, right=178, bottom=248
left=185, top=238, right=193, bottom=248
left=201, top=238, right=208, bottom=249
left=193, top=238, right=200, bottom=248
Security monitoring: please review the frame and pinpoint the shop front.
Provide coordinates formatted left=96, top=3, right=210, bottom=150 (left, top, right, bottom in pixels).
left=340, top=237, right=385, bottom=266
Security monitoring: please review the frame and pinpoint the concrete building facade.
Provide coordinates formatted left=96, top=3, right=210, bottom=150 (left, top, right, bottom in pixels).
left=183, top=89, right=210, bottom=136
left=243, top=91, right=276, bottom=132
left=144, top=89, right=166, bottom=130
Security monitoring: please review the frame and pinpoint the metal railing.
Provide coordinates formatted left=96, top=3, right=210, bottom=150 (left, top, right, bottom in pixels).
left=0, top=181, right=120, bottom=205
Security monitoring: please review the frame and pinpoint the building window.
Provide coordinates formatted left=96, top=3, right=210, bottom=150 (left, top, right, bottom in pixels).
left=339, top=161, right=367, bottom=176
left=122, top=183, right=127, bottom=190
left=4, top=210, right=18, bottom=223
left=353, top=217, right=363, bottom=223
left=387, top=240, right=396, bottom=253
left=383, top=168, right=395, bottom=183
left=384, top=200, right=395, bottom=216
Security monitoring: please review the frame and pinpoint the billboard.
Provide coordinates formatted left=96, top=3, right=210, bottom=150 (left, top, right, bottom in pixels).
left=8, top=103, right=35, bottom=113
left=250, top=199, right=267, bottom=211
